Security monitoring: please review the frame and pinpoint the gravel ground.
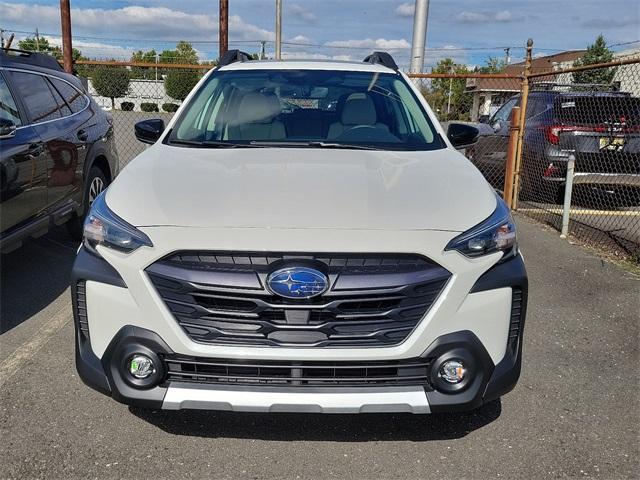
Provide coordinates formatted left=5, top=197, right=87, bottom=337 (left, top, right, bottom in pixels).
left=1, top=216, right=638, bottom=479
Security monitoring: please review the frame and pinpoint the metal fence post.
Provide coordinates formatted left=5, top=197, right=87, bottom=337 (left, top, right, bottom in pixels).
left=560, top=151, right=576, bottom=239
left=503, top=106, right=521, bottom=208
left=511, top=38, right=533, bottom=210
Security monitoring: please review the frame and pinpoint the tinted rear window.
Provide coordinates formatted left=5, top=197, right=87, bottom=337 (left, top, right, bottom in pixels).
left=554, top=95, right=640, bottom=126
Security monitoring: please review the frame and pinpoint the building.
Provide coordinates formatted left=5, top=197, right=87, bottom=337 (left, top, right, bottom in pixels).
left=466, top=50, right=587, bottom=121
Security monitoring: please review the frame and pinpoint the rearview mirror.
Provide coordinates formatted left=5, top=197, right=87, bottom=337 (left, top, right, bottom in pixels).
left=0, top=118, right=17, bottom=138
left=134, top=119, right=165, bottom=144
left=447, top=123, right=479, bottom=150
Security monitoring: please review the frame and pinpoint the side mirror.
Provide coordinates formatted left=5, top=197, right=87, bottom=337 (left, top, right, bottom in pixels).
left=447, top=123, right=479, bottom=150
left=134, top=119, right=165, bottom=144
left=0, top=118, right=17, bottom=138
left=478, top=115, right=490, bottom=124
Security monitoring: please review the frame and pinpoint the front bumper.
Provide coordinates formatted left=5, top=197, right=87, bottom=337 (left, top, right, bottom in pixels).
left=72, top=246, right=527, bottom=414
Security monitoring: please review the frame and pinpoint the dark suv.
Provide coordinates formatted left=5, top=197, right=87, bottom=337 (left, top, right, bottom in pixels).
left=0, top=50, right=118, bottom=252
left=468, top=88, right=640, bottom=207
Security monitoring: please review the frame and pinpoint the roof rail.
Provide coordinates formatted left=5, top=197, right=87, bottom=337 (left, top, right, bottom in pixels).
left=363, top=51, right=398, bottom=71
left=0, top=48, right=64, bottom=72
left=218, top=49, right=252, bottom=68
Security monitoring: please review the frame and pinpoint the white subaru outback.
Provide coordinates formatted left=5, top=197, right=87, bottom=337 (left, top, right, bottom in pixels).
left=72, top=51, right=527, bottom=414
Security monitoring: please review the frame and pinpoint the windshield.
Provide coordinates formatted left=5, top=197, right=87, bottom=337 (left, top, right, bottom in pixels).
left=168, top=69, right=445, bottom=151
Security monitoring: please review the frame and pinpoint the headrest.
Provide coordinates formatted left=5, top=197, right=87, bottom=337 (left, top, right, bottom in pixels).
left=237, top=92, right=281, bottom=124
left=341, top=95, right=377, bottom=125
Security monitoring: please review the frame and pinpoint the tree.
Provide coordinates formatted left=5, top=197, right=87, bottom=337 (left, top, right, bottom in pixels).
left=159, top=42, right=201, bottom=101
left=92, top=67, right=130, bottom=108
left=164, top=69, right=200, bottom=101
left=18, top=36, right=84, bottom=62
left=130, top=49, right=158, bottom=80
left=428, top=58, right=473, bottom=121
left=477, top=57, right=506, bottom=74
left=159, top=41, right=199, bottom=65
left=572, top=35, right=617, bottom=85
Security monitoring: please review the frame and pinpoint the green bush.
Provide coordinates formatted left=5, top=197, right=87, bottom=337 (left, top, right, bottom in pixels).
left=140, top=102, right=159, bottom=112
left=162, top=102, right=179, bottom=113
left=91, top=67, right=130, bottom=109
left=164, top=69, right=200, bottom=101
left=120, top=102, right=134, bottom=111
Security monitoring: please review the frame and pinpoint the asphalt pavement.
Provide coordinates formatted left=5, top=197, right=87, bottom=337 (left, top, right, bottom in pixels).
left=1, top=216, right=638, bottom=479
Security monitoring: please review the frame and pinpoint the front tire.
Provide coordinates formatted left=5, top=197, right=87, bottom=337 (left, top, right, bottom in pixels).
left=67, top=166, right=108, bottom=240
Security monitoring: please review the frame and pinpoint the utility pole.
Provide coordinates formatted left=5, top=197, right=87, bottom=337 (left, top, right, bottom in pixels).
left=219, top=0, right=228, bottom=59
left=60, top=0, right=73, bottom=73
left=504, top=47, right=511, bottom=65
left=260, top=40, right=266, bottom=60
left=1, top=30, right=5, bottom=49
left=275, top=0, right=282, bottom=60
left=35, top=28, right=40, bottom=51
left=409, top=0, right=430, bottom=73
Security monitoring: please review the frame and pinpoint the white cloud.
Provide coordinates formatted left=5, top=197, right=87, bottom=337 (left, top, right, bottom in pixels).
left=325, top=38, right=411, bottom=50
left=288, top=35, right=312, bottom=45
left=42, top=35, right=138, bottom=60
left=395, top=2, right=414, bottom=17
left=0, top=2, right=274, bottom=42
left=287, top=4, right=317, bottom=23
left=494, top=11, right=513, bottom=22
left=457, top=10, right=514, bottom=23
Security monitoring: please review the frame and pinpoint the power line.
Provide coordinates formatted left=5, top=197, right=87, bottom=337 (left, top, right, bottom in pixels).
left=5, top=27, right=637, bottom=53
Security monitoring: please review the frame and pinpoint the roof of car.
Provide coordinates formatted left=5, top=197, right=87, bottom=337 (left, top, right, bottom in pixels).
left=529, top=90, right=631, bottom=98
left=217, top=59, right=397, bottom=73
left=0, top=49, right=64, bottom=72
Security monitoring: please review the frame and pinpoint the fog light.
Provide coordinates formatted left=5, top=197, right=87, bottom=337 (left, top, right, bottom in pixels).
left=439, top=360, right=466, bottom=384
left=128, top=354, right=155, bottom=379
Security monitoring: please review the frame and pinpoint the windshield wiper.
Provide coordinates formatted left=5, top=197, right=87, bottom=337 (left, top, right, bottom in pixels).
left=168, top=139, right=260, bottom=148
left=249, top=141, right=381, bottom=151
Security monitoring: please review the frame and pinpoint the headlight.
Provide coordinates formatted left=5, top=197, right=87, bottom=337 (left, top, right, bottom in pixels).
left=83, top=191, right=152, bottom=254
left=445, top=194, right=517, bottom=260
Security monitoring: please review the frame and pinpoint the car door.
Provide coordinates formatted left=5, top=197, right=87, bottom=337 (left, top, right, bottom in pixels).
left=7, top=70, right=89, bottom=213
left=0, top=71, right=48, bottom=234
left=46, top=76, right=93, bottom=207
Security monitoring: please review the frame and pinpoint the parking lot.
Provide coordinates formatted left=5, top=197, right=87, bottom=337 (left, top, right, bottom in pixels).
left=1, top=215, right=638, bottom=479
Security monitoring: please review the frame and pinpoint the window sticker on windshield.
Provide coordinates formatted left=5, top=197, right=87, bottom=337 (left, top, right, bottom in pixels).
left=284, top=98, right=319, bottom=109
left=561, top=101, right=576, bottom=108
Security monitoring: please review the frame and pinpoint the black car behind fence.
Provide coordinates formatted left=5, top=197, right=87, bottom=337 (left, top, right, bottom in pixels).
left=57, top=52, right=640, bottom=262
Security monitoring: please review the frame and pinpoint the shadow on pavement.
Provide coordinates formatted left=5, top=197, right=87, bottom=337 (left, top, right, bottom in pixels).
left=0, top=226, right=77, bottom=334
left=130, top=400, right=501, bottom=441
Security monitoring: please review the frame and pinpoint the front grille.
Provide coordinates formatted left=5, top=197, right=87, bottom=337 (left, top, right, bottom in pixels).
left=75, top=281, right=90, bottom=339
left=147, top=252, right=451, bottom=348
left=164, top=356, right=433, bottom=388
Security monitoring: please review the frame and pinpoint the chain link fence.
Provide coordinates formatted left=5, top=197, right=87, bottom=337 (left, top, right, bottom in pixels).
left=72, top=57, right=639, bottom=262
left=516, top=57, right=640, bottom=260
left=408, top=74, right=523, bottom=193
left=75, top=61, right=211, bottom=166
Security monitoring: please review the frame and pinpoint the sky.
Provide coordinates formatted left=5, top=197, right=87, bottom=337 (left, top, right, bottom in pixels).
left=1, top=0, right=639, bottom=69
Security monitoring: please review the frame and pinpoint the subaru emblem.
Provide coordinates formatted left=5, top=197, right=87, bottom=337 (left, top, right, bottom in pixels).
left=266, top=267, right=329, bottom=299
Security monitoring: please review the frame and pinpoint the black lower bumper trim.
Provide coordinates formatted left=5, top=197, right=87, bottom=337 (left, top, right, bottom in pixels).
left=74, top=257, right=526, bottom=411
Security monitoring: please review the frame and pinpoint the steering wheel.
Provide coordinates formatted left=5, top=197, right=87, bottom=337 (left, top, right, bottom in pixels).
left=335, top=125, right=399, bottom=143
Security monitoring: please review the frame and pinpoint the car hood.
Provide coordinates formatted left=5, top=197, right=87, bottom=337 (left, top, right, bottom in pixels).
left=106, top=145, right=497, bottom=232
